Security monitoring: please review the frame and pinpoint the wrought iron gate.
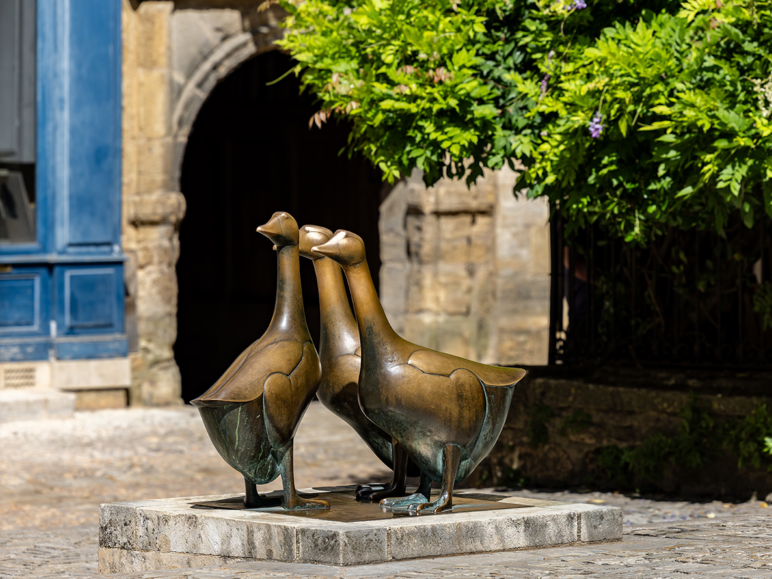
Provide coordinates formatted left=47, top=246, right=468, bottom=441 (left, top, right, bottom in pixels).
left=549, top=212, right=772, bottom=369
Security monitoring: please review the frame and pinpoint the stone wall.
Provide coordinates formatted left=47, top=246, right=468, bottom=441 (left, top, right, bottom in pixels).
left=380, top=167, right=550, bottom=366
left=472, top=369, right=772, bottom=499
left=121, top=0, right=283, bottom=404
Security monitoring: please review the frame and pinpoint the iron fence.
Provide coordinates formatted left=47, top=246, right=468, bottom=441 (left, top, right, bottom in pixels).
left=549, top=211, right=772, bottom=369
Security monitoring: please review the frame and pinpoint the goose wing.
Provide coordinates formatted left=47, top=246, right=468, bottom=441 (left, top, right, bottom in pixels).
left=193, top=339, right=305, bottom=405
left=407, top=348, right=526, bottom=387
left=264, top=341, right=321, bottom=448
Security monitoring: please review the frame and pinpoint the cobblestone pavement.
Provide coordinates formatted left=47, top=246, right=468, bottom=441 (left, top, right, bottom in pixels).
left=1, top=403, right=771, bottom=578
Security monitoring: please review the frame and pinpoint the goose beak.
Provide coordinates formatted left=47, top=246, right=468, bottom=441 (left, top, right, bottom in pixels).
left=257, top=216, right=282, bottom=237
left=311, top=241, right=338, bottom=258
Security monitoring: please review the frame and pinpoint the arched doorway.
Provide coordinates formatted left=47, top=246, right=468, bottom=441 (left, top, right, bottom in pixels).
left=175, top=51, right=384, bottom=402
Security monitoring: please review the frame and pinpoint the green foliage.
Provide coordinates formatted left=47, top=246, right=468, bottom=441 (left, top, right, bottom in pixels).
left=278, top=0, right=772, bottom=243
left=277, top=0, right=502, bottom=185
left=597, top=444, right=628, bottom=482
left=727, top=403, right=772, bottom=468
left=623, top=433, right=673, bottom=482
left=598, top=397, right=772, bottom=486
left=527, top=403, right=554, bottom=447
left=560, top=409, right=592, bottom=436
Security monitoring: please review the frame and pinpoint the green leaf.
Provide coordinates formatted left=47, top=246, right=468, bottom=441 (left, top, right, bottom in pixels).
left=619, top=116, right=628, bottom=137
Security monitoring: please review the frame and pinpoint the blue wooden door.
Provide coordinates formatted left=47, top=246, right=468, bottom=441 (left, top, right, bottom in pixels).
left=0, top=0, right=127, bottom=362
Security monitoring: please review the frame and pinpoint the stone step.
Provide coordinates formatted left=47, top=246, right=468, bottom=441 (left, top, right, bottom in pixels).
left=0, top=388, right=76, bottom=424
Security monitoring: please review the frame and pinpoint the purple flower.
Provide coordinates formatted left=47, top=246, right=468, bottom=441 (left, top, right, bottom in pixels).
left=588, top=111, right=603, bottom=138
left=539, top=73, right=551, bottom=98
left=565, top=0, right=587, bottom=10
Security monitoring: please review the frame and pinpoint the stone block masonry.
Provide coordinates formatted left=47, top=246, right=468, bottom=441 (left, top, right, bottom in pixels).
left=98, top=488, right=622, bottom=573
left=379, top=167, right=550, bottom=367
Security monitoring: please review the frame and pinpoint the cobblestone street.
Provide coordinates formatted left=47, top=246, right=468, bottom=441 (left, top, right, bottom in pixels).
left=2, top=403, right=771, bottom=578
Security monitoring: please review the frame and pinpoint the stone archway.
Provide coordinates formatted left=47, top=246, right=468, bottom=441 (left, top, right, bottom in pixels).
left=174, top=50, right=385, bottom=402
left=122, top=1, right=286, bottom=405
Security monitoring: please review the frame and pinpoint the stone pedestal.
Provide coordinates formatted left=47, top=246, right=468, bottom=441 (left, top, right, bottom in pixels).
left=98, top=487, right=622, bottom=573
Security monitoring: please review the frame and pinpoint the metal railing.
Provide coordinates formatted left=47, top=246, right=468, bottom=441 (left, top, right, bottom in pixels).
left=549, top=211, right=772, bottom=369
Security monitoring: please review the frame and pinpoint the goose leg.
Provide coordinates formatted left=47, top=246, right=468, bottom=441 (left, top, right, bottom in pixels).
left=380, top=468, right=431, bottom=511
left=356, top=438, right=408, bottom=501
left=244, top=478, right=266, bottom=508
left=277, top=444, right=330, bottom=510
left=414, top=444, right=461, bottom=514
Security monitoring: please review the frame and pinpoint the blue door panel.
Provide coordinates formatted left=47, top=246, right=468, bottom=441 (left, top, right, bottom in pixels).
left=0, top=278, right=38, bottom=328
left=66, top=269, right=117, bottom=329
left=66, top=0, right=120, bottom=248
left=0, top=337, right=49, bottom=362
left=55, top=335, right=128, bottom=360
left=0, top=266, right=49, bottom=336
left=55, top=264, right=124, bottom=336
left=0, top=265, right=51, bottom=361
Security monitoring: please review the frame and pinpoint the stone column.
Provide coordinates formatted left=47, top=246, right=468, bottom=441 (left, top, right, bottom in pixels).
left=123, top=1, right=183, bottom=405
left=122, top=1, right=285, bottom=405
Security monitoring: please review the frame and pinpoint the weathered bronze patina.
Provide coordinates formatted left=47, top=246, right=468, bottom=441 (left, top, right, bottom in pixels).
left=192, top=212, right=329, bottom=510
left=192, top=489, right=530, bottom=522
left=313, top=230, right=526, bottom=514
left=299, top=225, right=416, bottom=501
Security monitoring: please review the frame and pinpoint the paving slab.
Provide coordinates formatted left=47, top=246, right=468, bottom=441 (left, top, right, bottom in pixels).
left=98, top=487, right=622, bottom=573
left=0, top=388, right=75, bottom=424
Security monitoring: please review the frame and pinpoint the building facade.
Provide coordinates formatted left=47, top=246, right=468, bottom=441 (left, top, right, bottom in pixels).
left=0, top=0, right=550, bottom=405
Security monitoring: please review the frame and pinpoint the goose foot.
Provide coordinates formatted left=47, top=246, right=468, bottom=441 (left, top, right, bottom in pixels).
left=413, top=495, right=450, bottom=514
left=357, top=438, right=409, bottom=502
left=355, top=483, right=393, bottom=500
left=278, top=444, right=330, bottom=510
left=413, top=444, right=461, bottom=515
left=381, top=469, right=432, bottom=512
left=381, top=492, right=429, bottom=511
left=284, top=495, right=330, bottom=510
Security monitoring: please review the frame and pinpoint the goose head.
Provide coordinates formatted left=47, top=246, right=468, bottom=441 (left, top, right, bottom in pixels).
left=299, top=225, right=334, bottom=261
left=311, top=229, right=366, bottom=267
left=257, top=211, right=299, bottom=249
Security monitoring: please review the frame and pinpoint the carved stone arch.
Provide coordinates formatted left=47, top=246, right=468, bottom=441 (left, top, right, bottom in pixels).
left=169, top=5, right=286, bottom=191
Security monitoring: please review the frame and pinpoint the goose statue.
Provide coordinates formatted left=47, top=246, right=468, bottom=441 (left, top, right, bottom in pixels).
left=191, top=212, right=329, bottom=510
left=312, top=230, right=526, bottom=514
left=299, top=224, right=416, bottom=501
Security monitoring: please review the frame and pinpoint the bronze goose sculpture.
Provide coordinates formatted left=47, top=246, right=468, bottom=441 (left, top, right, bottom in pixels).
left=313, top=230, right=526, bottom=514
left=191, top=212, right=329, bottom=510
left=299, top=225, right=417, bottom=501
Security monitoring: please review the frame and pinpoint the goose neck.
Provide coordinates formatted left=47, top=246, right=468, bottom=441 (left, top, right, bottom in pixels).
left=343, top=260, right=398, bottom=343
left=269, top=245, right=308, bottom=334
left=313, top=258, right=359, bottom=356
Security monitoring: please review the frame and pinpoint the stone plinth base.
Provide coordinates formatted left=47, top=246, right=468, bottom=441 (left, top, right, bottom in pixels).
left=98, top=487, right=622, bottom=574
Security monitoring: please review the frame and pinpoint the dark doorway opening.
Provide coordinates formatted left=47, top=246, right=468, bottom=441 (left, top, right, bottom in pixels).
left=176, top=51, right=385, bottom=403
